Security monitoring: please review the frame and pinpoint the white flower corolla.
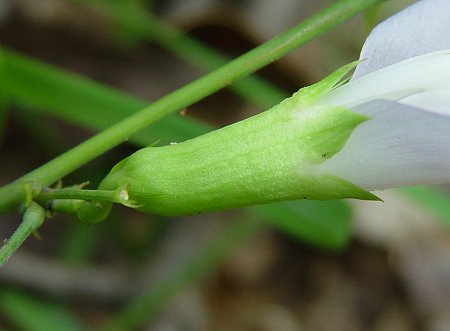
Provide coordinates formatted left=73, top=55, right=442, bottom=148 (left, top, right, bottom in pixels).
left=319, top=0, right=450, bottom=191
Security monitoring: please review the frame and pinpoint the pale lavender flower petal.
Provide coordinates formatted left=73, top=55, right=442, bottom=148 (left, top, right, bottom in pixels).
left=353, top=0, right=450, bottom=79
left=319, top=100, right=450, bottom=190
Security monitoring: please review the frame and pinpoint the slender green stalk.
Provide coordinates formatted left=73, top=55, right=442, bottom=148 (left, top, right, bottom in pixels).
left=2, top=48, right=212, bottom=146
left=0, top=0, right=384, bottom=213
left=0, top=202, right=45, bottom=267
left=78, top=0, right=288, bottom=108
left=34, top=188, right=120, bottom=204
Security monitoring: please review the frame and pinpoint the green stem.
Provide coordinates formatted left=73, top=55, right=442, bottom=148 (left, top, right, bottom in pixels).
left=0, top=202, right=45, bottom=267
left=35, top=188, right=119, bottom=204
left=79, top=0, right=288, bottom=108
left=0, top=0, right=384, bottom=213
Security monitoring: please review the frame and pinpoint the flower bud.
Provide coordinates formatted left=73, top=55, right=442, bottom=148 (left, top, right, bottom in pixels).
left=77, top=63, right=376, bottom=221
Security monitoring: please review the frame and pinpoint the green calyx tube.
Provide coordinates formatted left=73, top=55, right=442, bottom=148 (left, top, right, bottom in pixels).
left=77, top=62, right=377, bottom=222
